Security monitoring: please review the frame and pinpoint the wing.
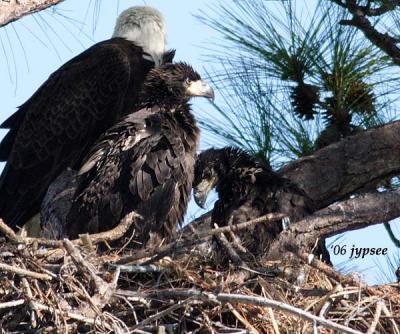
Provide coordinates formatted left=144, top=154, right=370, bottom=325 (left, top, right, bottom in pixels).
left=254, top=169, right=315, bottom=221
left=66, top=110, right=189, bottom=243
left=0, top=38, right=151, bottom=229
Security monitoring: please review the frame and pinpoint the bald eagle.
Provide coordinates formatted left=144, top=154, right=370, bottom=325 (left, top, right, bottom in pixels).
left=0, top=6, right=173, bottom=230
left=193, top=147, right=320, bottom=254
left=65, top=62, right=214, bottom=245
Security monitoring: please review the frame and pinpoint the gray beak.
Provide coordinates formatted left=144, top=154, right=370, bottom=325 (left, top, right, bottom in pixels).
left=193, top=177, right=216, bottom=208
left=193, top=188, right=208, bottom=209
left=187, top=80, right=215, bottom=101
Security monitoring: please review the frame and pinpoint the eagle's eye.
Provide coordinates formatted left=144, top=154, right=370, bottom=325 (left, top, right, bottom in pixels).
left=203, top=169, right=213, bottom=180
left=184, top=78, right=191, bottom=86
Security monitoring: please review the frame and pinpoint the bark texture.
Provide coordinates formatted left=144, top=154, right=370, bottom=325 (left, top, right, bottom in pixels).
left=187, top=121, right=400, bottom=260
left=331, top=0, right=400, bottom=64
left=0, top=0, right=63, bottom=28
left=268, top=189, right=400, bottom=259
left=279, top=120, right=400, bottom=208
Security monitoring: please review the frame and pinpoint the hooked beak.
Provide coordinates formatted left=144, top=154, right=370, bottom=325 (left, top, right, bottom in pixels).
left=193, top=176, right=217, bottom=208
left=187, top=80, right=215, bottom=101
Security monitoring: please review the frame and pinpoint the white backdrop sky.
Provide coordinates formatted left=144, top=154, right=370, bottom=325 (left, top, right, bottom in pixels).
left=0, top=0, right=398, bottom=285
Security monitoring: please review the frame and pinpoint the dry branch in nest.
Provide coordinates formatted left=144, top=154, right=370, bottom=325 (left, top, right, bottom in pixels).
left=1, top=121, right=400, bottom=332
left=0, top=211, right=398, bottom=333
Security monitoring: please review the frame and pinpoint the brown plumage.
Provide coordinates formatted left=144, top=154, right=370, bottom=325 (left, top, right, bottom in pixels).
left=0, top=7, right=173, bottom=230
left=193, top=147, right=331, bottom=261
left=65, top=62, right=214, bottom=245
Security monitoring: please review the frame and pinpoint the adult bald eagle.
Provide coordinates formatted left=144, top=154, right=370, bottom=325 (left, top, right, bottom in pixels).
left=66, top=62, right=214, bottom=245
left=193, top=147, right=325, bottom=256
left=0, top=6, right=173, bottom=230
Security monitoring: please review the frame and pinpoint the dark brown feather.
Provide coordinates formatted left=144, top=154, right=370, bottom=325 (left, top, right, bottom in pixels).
left=193, top=147, right=319, bottom=256
left=65, top=63, right=204, bottom=244
left=66, top=107, right=199, bottom=245
left=0, top=38, right=166, bottom=229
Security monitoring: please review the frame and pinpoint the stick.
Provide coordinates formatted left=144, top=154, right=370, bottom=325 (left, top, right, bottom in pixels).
left=145, top=290, right=363, bottom=334
left=0, top=262, right=53, bottom=281
left=117, top=213, right=286, bottom=265
left=83, top=211, right=141, bottom=245
left=267, top=307, right=280, bottom=334
left=0, top=219, right=21, bottom=242
left=213, top=223, right=247, bottom=267
left=295, top=251, right=374, bottom=293
left=106, top=264, right=165, bottom=273
left=227, top=303, right=259, bottom=334
left=381, top=302, right=400, bottom=334
left=366, top=301, right=384, bottom=334
left=63, top=239, right=105, bottom=294
left=22, top=277, right=37, bottom=327
left=0, top=212, right=140, bottom=248
left=131, top=298, right=196, bottom=330
left=216, top=293, right=363, bottom=334
left=0, top=299, right=25, bottom=309
left=31, top=301, right=96, bottom=324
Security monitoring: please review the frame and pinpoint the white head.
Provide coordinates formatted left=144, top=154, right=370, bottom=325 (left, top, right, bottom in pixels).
left=113, top=6, right=166, bottom=66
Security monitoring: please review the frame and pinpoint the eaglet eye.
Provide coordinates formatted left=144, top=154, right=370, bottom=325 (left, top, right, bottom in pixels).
left=184, top=78, right=191, bottom=85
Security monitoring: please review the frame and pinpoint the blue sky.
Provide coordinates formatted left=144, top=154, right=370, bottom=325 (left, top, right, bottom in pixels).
left=0, top=0, right=398, bottom=285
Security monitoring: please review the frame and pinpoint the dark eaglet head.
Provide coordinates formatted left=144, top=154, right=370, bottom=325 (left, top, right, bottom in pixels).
left=193, top=148, right=227, bottom=209
left=144, top=62, right=215, bottom=103
left=193, top=147, right=257, bottom=208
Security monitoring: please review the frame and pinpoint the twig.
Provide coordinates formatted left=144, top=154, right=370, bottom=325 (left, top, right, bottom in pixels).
left=116, top=213, right=286, bottom=265
left=106, top=263, right=165, bottom=273
left=295, top=252, right=374, bottom=293
left=83, top=211, right=141, bottom=245
left=227, top=303, right=259, bottom=334
left=216, top=293, right=363, bottom=334
left=267, top=307, right=280, bottom=334
left=381, top=302, right=400, bottom=334
left=0, top=262, right=53, bottom=281
left=0, top=212, right=140, bottom=248
left=131, top=298, right=196, bottom=330
left=21, top=277, right=37, bottom=327
left=0, top=219, right=20, bottom=242
left=366, top=300, right=384, bottom=334
left=31, top=300, right=96, bottom=324
left=63, top=239, right=105, bottom=294
left=213, top=223, right=247, bottom=267
left=149, top=290, right=363, bottom=334
left=0, top=299, right=25, bottom=309
left=330, top=0, right=400, bottom=64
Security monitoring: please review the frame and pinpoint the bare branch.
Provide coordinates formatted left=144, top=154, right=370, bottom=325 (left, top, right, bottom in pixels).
left=0, top=299, right=25, bottom=309
left=116, top=213, right=286, bottom=265
left=0, top=212, right=140, bottom=248
left=268, top=189, right=400, bottom=259
left=330, top=0, right=400, bottom=64
left=216, top=293, right=363, bottom=334
left=280, top=121, right=400, bottom=208
left=0, top=262, right=53, bottom=281
left=0, top=0, right=64, bottom=28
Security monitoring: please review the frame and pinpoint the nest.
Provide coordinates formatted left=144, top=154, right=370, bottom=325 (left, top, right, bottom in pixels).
left=0, top=214, right=399, bottom=334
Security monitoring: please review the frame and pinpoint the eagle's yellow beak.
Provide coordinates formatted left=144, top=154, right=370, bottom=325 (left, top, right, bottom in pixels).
left=187, top=80, right=215, bottom=101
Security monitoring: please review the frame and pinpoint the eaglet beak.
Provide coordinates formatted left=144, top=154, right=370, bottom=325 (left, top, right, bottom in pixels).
left=187, top=80, right=215, bottom=101
left=193, top=176, right=217, bottom=208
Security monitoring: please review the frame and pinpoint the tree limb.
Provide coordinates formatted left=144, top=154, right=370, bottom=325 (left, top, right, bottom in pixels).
left=268, top=189, right=400, bottom=259
left=279, top=120, right=400, bottom=208
left=330, top=0, right=400, bottom=64
left=0, top=0, right=64, bottom=28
